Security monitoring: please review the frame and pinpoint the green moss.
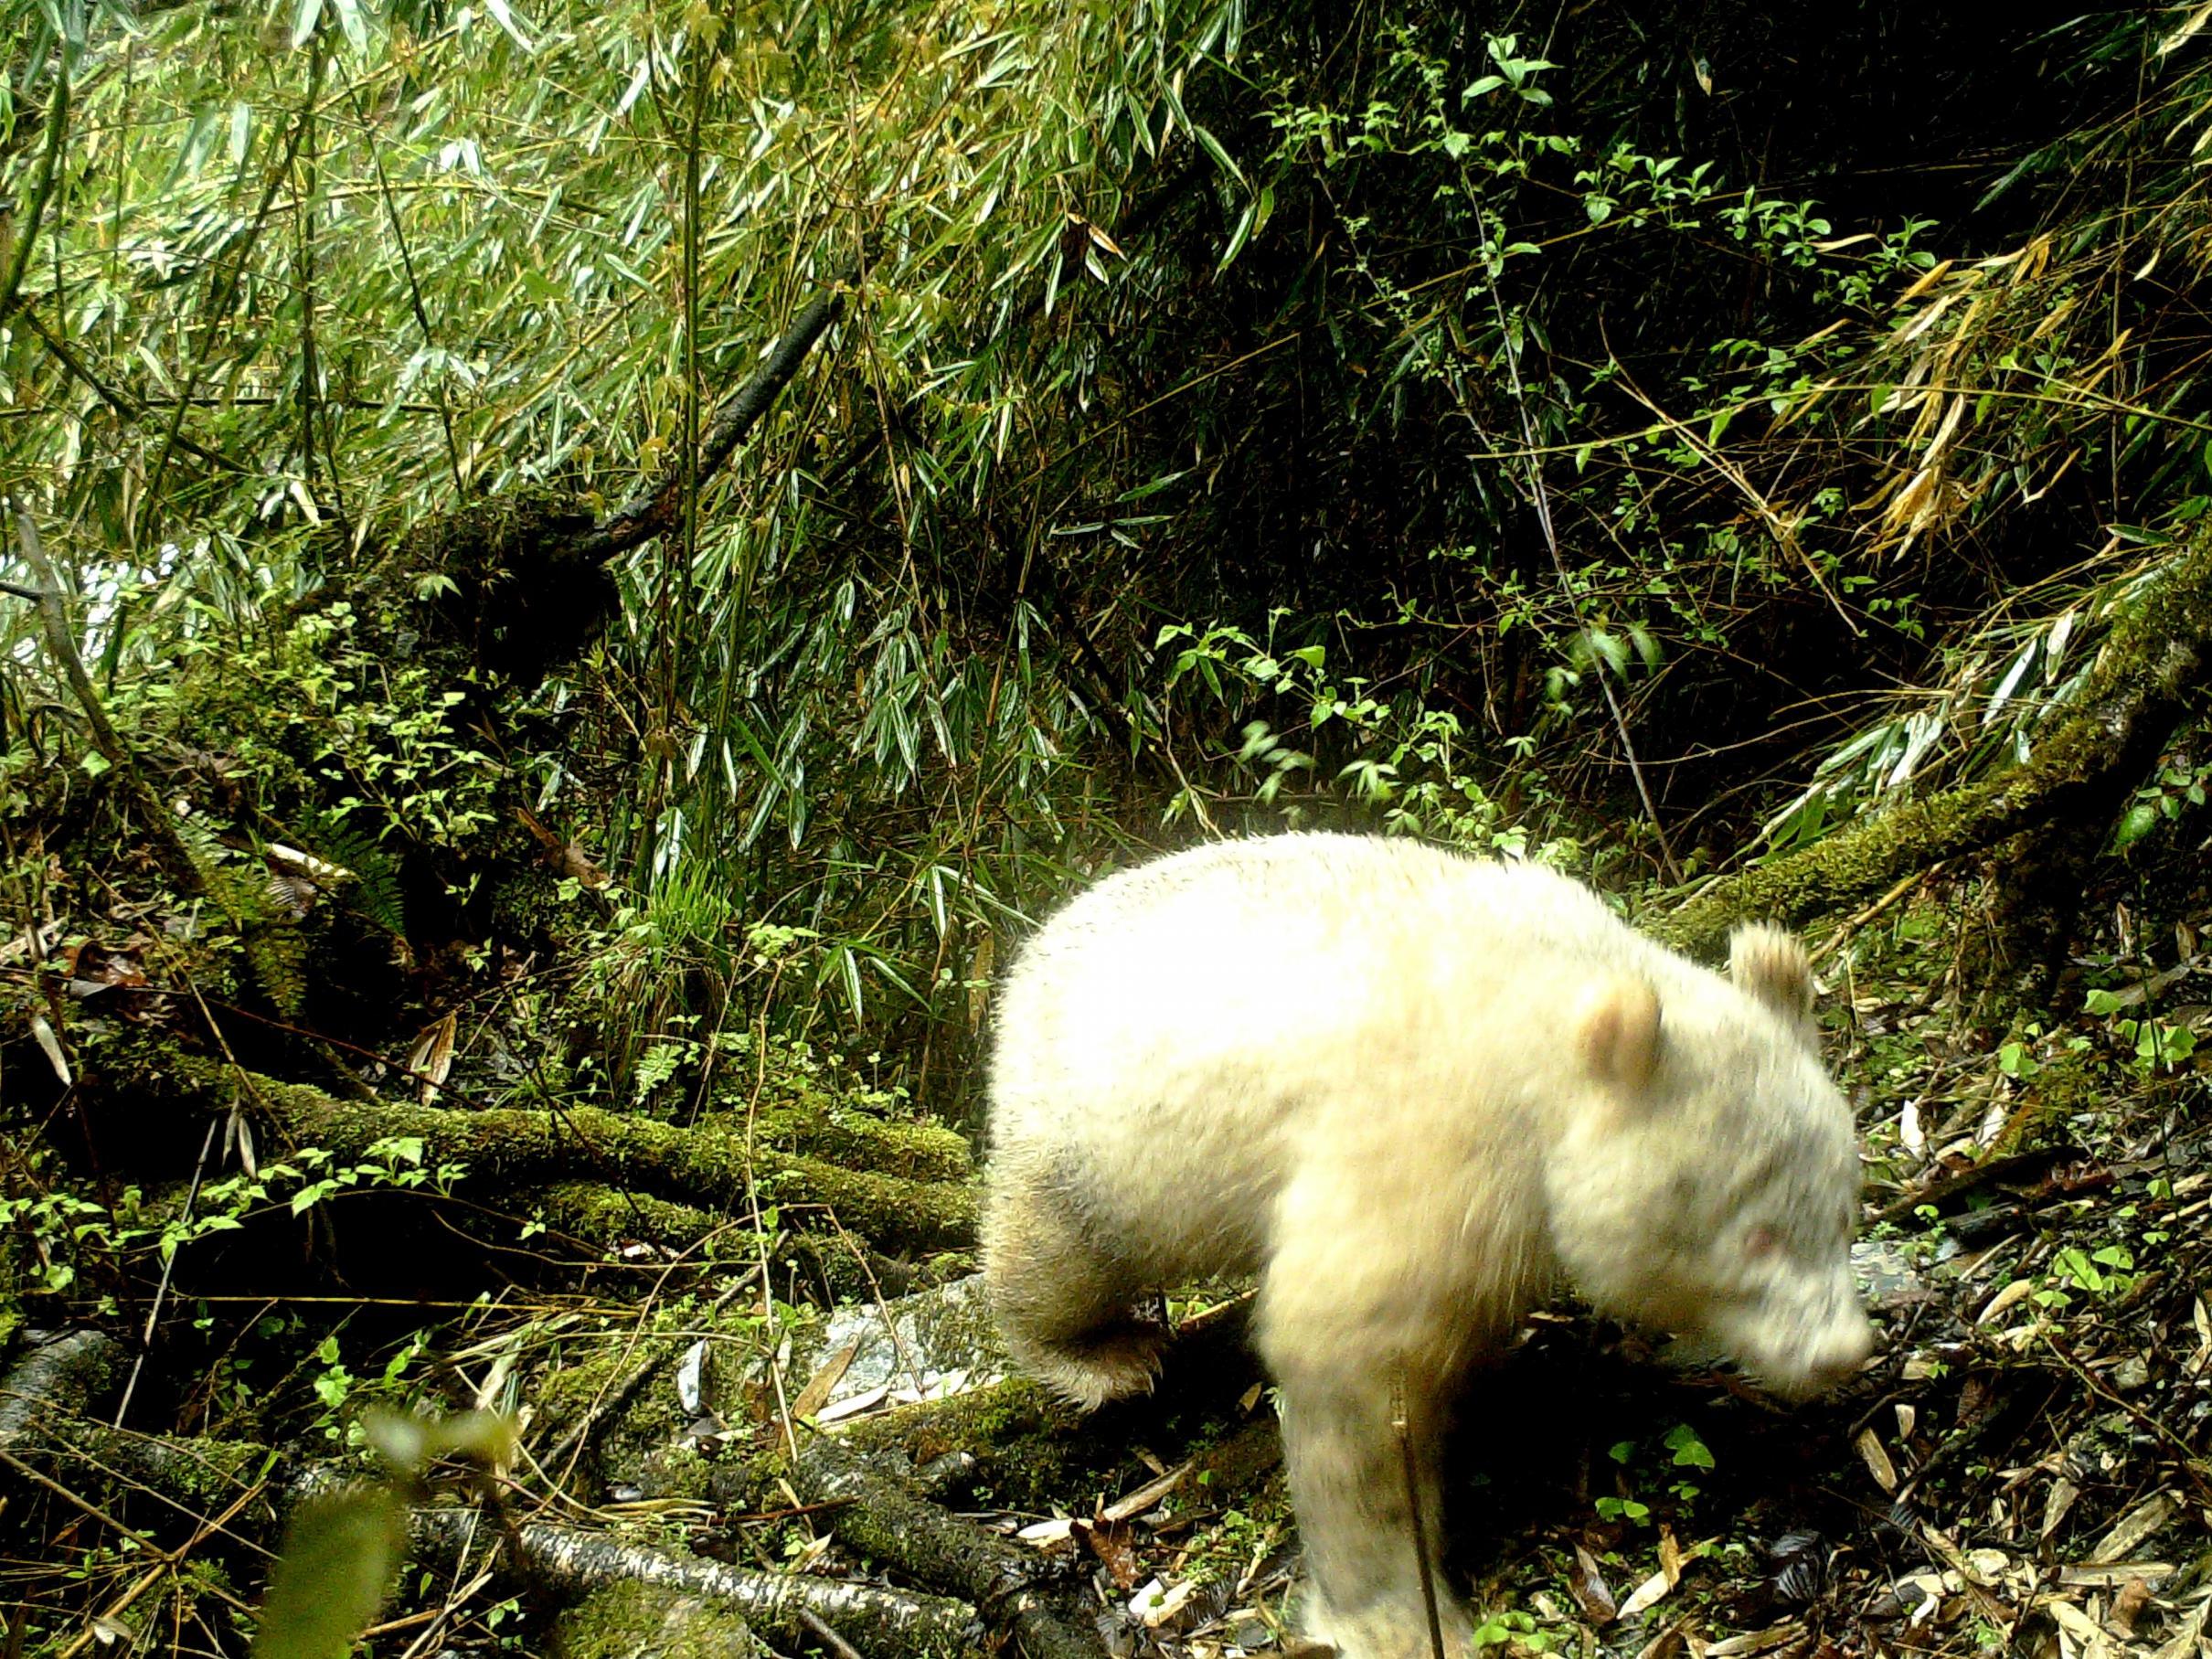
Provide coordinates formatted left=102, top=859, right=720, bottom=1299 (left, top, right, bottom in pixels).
left=741, top=1098, right=973, bottom=1185
left=551, top=1579, right=767, bottom=1659
left=526, top=1185, right=751, bottom=1260
left=128, top=1055, right=978, bottom=1254
left=65, top=1423, right=272, bottom=1508
left=837, top=1377, right=1080, bottom=1510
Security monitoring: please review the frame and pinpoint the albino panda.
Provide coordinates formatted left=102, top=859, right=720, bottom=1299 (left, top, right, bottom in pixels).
left=982, top=833, right=1873, bottom=1659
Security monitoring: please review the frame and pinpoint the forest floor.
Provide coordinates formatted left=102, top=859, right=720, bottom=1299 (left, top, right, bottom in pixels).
left=505, top=891, right=2212, bottom=1659
left=7, top=850, right=2211, bottom=1659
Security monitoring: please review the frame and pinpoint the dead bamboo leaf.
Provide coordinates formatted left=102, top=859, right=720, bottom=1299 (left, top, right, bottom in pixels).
left=2087, top=1492, right=2175, bottom=1565
left=1619, top=1566, right=1674, bottom=1622
left=1978, top=1278, right=2037, bottom=1324
left=2047, top=1596, right=2115, bottom=1659
left=1128, top=1577, right=1197, bottom=1630
left=1892, top=292, right=1958, bottom=346
left=29, top=1013, right=70, bottom=1086
left=2161, top=1, right=2212, bottom=56
left=1705, top=1630, right=1800, bottom=1658
left=1856, top=1427, right=1899, bottom=1494
left=789, top=1340, right=861, bottom=1422
left=2149, top=1594, right=2209, bottom=1659
left=0, top=916, right=66, bottom=965
left=407, top=1013, right=457, bottom=1105
left=1101, top=1459, right=1188, bottom=1524
left=1898, top=259, right=1953, bottom=303
left=2043, top=1475, right=2082, bottom=1539
left=1921, top=393, right=1967, bottom=462
left=1632, top=1612, right=1701, bottom=1659
left=2056, top=1563, right=2172, bottom=1587
left=812, top=1383, right=889, bottom=1424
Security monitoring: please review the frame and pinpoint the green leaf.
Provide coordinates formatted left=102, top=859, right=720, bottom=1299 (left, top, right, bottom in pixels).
left=1219, top=196, right=1258, bottom=271
left=1189, top=123, right=1247, bottom=188
left=329, top=0, right=368, bottom=51
left=250, top=1489, right=407, bottom=1659
left=2111, top=803, right=2160, bottom=850
left=1586, top=629, right=1629, bottom=677
left=482, top=0, right=535, bottom=51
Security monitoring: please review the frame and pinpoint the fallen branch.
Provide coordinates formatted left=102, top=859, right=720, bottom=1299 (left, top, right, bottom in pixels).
left=412, top=1509, right=984, bottom=1657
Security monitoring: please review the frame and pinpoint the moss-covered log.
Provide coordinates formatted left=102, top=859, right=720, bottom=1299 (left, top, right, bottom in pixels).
left=116, top=1057, right=977, bottom=1255
left=1654, top=523, right=2212, bottom=959
left=410, top=1509, right=982, bottom=1657
left=519, top=1184, right=753, bottom=1260
left=0, top=1330, right=126, bottom=1447
left=727, top=1101, right=973, bottom=1185
left=28, top=1411, right=274, bottom=1512
left=823, top=1303, right=1269, bottom=1514
left=550, top=1580, right=770, bottom=1659
left=792, top=1435, right=1102, bottom=1659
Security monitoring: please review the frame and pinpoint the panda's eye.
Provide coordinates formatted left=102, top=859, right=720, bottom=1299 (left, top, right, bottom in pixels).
left=1744, top=1224, right=1781, bottom=1260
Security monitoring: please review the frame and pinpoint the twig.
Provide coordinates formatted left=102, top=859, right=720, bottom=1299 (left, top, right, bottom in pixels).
left=114, top=1117, right=219, bottom=1428
left=54, top=1482, right=266, bottom=1659
left=1468, top=216, right=1682, bottom=881
left=1605, top=349, right=1857, bottom=633
left=798, top=1610, right=868, bottom=1659
left=339, top=64, right=464, bottom=497
left=0, top=1444, right=181, bottom=1563
left=144, top=62, right=322, bottom=539
left=574, top=261, right=857, bottom=563
left=12, top=306, right=249, bottom=473
left=1393, top=1375, right=1447, bottom=1659
left=1808, top=866, right=1943, bottom=966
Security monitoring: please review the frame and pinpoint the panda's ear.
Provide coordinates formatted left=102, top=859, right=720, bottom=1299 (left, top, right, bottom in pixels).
left=1729, top=922, right=1817, bottom=1037
left=1574, top=975, right=1662, bottom=1096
